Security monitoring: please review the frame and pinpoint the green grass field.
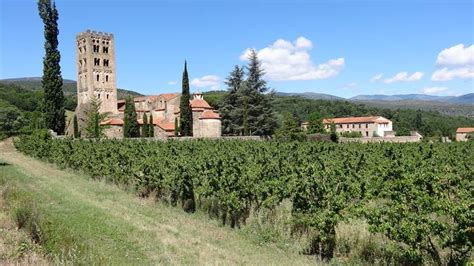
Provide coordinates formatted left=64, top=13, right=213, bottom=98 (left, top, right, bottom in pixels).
left=0, top=139, right=313, bottom=265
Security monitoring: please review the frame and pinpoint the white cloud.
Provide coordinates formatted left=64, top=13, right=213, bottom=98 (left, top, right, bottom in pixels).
left=239, top=37, right=344, bottom=81
left=370, top=73, right=383, bottom=83
left=167, top=81, right=177, bottom=85
left=436, top=44, right=474, bottom=66
left=383, top=71, right=424, bottom=84
left=422, top=86, right=449, bottom=95
left=190, top=75, right=220, bottom=90
left=431, top=67, right=474, bottom=81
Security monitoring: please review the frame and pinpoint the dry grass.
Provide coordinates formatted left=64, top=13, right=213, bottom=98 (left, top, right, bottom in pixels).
left=0, top=193, right=49, bottom=265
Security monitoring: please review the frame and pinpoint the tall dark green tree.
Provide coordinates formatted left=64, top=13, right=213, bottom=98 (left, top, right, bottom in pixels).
left=73, top=114, right=79, bottom=138
left=148, top=113, right=154, bottom=137
left=142, top=113, right=149, bottom=137
left=38, top=0, right=65, bottom=134
left=123, top=97, right=140, bottom=138
left=174, top=117, right=179, bottom=137
left=179, top=61, right=193, bottom=136
left=220, top=65, right=245, bottom=135
left=244, top=49, right=277, bottom=135
left=246, top=49, right=268, bottom=93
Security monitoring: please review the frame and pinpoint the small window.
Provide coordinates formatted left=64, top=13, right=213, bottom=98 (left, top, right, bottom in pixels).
left=96, top=74, right=99, bottom=81
left=358, top=124, right=361, bottom=128
left=103, top=59, right=109, bottom=67
left=103, top=47, right=108, bottom=53
left=106, top=94, right=109, bottom=99
left=347, top=124, right=349, bottom=128
left=366, top=131, right=369, bottom=137
left=105, top=75, right=109, bottom=82
left=94, top=58, right=100, bottom=66
left=97, top=93, right=100, bottom=99
left=366, top=124, right=368, bottom=128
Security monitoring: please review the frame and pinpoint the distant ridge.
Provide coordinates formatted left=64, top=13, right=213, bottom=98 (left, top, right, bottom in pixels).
left=0, top=77, right=143, bottom=98
left=350, top=93, right=473, bottom=104
left=275, top=92, right=345, bottom=101
left=274, top=91, right=473, bottom=105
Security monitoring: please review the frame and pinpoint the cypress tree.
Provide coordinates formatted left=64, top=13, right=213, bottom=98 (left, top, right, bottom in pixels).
left=38, top=0, right=65, bottom=134
left=123, top=96, right=140, bottom=138
left=174, top=117, right=179, bottom=137
left=179, top=61, right=193, bottom=136
left=148, top=113, right=154, bottom=137
left=142, top=113, right=148, bottom=137
left=73, top=114, right=79, bottom=138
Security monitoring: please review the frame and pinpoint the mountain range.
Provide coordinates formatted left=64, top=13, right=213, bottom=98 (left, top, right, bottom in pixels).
left=275, top=92, right=473, bottom=105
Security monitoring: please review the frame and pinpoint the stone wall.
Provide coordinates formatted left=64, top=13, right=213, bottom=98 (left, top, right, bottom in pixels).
left=103, top=125, right=123, bottom=139
left=339, top=135, right=422, bottom=143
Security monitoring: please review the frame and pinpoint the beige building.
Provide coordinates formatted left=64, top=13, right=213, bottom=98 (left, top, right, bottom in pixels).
left=100, top=93, right=221, bottom=138
left=302, top=116, right=393, bottom=137
left=456, top=127, right=474, bottom=141
left=75, top=29, right=221, bottom=139
left=76, top=30, right=118, bottom=114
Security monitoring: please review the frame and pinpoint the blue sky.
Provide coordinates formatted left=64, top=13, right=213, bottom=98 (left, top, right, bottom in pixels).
left=1, top=0, right=473, bottom=98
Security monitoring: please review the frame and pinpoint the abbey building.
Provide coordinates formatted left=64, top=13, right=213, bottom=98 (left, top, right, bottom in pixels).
left=73, top=30, right=221, bottom=138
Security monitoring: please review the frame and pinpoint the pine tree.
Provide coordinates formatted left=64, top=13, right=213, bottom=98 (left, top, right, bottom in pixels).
left=142, top=113, right=148, bottom=137
left=123, top=96, right=140, bottom=138
left=148, top=113, right=154, bottom=137
left=244, top=49, right=276, bottom=135
left=246, top=49, right=268, bottom=93
left=83, top=97, right=108, bottom=138
left=179, top=61, right=193, bottom=136
left=73, top=114, right=79, bottom=138
left=220, top=65, right=245, bottom=135
left=38, top=0, right=65, bottom=134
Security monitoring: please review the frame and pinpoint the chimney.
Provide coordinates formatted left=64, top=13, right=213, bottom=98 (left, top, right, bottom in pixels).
left=193, top=91, right=203, bottom=100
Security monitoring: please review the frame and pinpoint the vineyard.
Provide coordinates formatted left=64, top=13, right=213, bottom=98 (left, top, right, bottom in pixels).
left=14, top=132, right=473, bottom=264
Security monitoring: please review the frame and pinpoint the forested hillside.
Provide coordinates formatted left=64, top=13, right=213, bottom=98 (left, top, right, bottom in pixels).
left=0, top=79, right=142, bottom=139
left=204, top=91, right=474, bottom=138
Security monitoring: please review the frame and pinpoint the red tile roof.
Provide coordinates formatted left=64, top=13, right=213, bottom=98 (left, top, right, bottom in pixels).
left=323, top=116, right=390, bottom=124
left=141, top=118, right=176, bottom=131
left=190, top=99, right=212, bottom=109
left=134, top=96, right=159, bottom=102
left=456, top=127, right=474, bottom=133
left=199, top=110, right=221, bottom=120
left=160, top=93, right=179, bottom=101
left=100, top=118, right=124, bottom=126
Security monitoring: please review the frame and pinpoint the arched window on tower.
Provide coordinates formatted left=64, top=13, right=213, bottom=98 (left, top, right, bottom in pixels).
left=105, top=75, right=109, bottom=82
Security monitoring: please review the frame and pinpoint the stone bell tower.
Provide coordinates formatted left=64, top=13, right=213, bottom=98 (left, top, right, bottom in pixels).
left=75, top=30, right=117, bottom=113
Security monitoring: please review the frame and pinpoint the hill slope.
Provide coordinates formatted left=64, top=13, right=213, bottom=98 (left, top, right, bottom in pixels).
left=0, top=139, right=312, bottom=265
left=0, top=77, right=142, bottom=99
